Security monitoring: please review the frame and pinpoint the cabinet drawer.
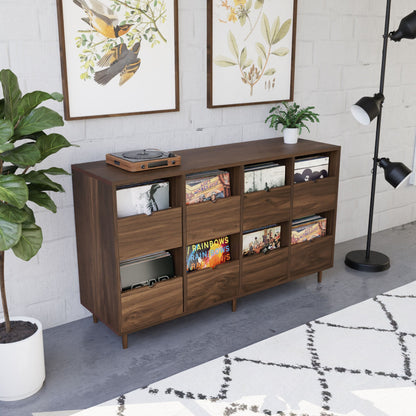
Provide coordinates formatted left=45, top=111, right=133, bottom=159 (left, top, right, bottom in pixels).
left=241, top=247, right=288, bottom=294
left=293, top=177, right=338, bottom=218
left=290, top=236, right=334, bottom=278
left=117, top=208, right=182, bottom=261
left=186, top=196, right=240, bottom=244
left=121, top=276, right=183, bottom=333
left=187, top=261, right=239, bottom=312
left=243, top=187, right=291, bottom=230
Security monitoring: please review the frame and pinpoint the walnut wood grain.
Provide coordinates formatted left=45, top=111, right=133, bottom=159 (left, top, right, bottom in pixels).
left=121, top=277, right=183, bottom=333
left=241, top=247, right=289, bottom=294
left=118, top=208, right=182, bottom=261
left=243, top=186, right=291, bottom=231
left=186, top=196, right=241, bottom=245
left=187, top=261, right=239, bottom=312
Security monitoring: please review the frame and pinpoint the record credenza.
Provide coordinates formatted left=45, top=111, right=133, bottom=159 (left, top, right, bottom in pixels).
left=72, top=138, right=340, bottom=348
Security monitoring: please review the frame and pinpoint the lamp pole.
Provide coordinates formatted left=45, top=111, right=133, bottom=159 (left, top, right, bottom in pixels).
left=345, top=0, right=392, bottom=271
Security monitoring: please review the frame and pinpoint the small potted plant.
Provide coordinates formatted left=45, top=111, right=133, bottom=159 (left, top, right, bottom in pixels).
left=0, top=69, right=73, bottom=401
left=265, top=102, right=320, bottom=144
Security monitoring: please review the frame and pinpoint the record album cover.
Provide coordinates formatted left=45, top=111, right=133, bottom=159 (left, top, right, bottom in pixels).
left=243, top=225, right=281, bottom=256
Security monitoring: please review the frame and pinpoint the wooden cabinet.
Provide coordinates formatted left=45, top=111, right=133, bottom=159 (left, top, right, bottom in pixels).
left=72, top=138, right=340, bottom=348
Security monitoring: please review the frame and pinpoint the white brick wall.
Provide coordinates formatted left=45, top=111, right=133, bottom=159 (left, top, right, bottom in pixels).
left=1, top=0, right=416, bottom=329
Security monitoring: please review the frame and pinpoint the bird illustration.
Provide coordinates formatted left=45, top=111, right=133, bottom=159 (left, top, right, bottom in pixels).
left=94, top=42, right=141, bottom=86
left=73, top=0, right=132, bottom=38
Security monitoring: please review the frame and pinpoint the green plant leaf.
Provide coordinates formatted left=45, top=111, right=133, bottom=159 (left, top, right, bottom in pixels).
left=1, top=165, right=18, bottom=175
left=258, top=56, right=263, bottom=70
left=28, top=188, right=57, bottom=213
left=0, top=98, right=4, bottom=118
left=22, top=205, right=36, bottom=224
left=39, top=167, right=70, bottom=176
left=227, top=31, right=239, bottom=59
left=0, top=218, right=22, bottom=251
left=0, top=175, right=28, bottom=208
left=247, top=0, right=253, bottom=9
left=0, top=120, right=14, bottom=144
left=16, top=91, right=63, bottom=121
left=256, top=42, right=267, bottom=60
left=0, top=143, right=14, bottom=154
left=261, top=14, right=271, bottom=45
left=254, top=0, right=264, bottom=9
left=264, top=68, right=276, bottom=76
left=22, top=171, right=64, bottom=192
left=0, top=69, right=22, bottom=124
left=272, top=47, right=289, bottom=56
left=274, top=19, right=292, bottom=43
left=36, top=133, right=72, bottom=161
left=14, top=107, right=64, bottom=137
left=239, top=14, right=247, bottom=26
left=0, top=203, right=29, bottom=224
left=271, top=17, right=281, bottom=45
left=11, top=223, right=43, bottom=261
left=0, top=143, right=41, bottom=167
left=240, top=47, right=248, bottom=67
left=214, top=56, right=238, bottom=67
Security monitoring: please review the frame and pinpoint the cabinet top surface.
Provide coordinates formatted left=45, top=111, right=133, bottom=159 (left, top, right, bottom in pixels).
left=72, top=138, right=340, bottom=185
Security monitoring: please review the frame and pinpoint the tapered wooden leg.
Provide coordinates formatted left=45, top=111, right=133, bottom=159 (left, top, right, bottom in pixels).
left=93, top=314, right=98, bottom=323
left=231, top=298, right=237, bottom=312
left=317, top=271, right=323, bottom=283
left=122, top=334, right=128, bottom=349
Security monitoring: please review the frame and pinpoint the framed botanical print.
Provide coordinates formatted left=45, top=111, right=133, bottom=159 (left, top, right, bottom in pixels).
left=56, top=0, right=179, bottom=120
left=208, top=0, right=297, bottom=108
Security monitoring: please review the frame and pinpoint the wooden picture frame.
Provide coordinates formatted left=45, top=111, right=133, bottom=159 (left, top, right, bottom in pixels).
left=207, top=0, right=297, bottom=108
left=56, top=0, right=179, bottom=120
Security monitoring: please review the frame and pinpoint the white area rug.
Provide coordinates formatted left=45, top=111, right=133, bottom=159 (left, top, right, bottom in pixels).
left=46, top=281, right=416, bottom=416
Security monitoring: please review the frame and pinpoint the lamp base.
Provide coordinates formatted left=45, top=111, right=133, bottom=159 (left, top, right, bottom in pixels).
left=345, top=250, right=390, bottom=272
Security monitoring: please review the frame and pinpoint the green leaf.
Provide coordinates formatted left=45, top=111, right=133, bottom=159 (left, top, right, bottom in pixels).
left=0, top=120, right=14, bottom=144
left=0, top=143, right=14, bottom=154
left=240, top=47, right=248, bottom=67
left=264, top=68, right=276, bottom=76
left=0, top=69, right=22, bottom=124
left=22, top=205, right=36, bottom=224
left=0, top=143, right=41, bottom=167
left=28, top=188, right=57, bottom=213
left=14, top=107, right=64, bottom=137
left=0, top=98, right=4, bottom=118
left=239, top=14, right=247, bottom=26
left=254, top=0, right=264, bottom=9
left=16, top=91, right=63, bottom=121
left=261, top=14, right=271, bottom=45
left=0, top=203, right=29, bottom=224
left=39, top=167, right=70, bottom=176
left=0, top=218, right=22, bottom=251
left=214, top=56, right=238, bottom=67
left=247, top=0, right=253, bottom=9
left=12, top=223, right=43, bottom=261
left=271, top=16, right=281, bottom=44
left=36, top=133, right=72, bottom=161
left=257, top=56, right=263, bottom=70
left=272, top=47, right=289, bottom=56
left=227, top=31, right=239, bottom=60
left=0, top=175, right=28, bottom=208
left=256, top=42, right=267, bottom=60
left=22, top=171, right=64, bottom=192
left=1, top=165, right=18, bottom=175
left=274, top=19, right=292, bottom=44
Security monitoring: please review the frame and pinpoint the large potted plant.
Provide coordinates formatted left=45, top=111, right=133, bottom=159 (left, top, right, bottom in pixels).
left=265, top=102, right=320, bottom=144
left=0, top=69, right=72, bottom=401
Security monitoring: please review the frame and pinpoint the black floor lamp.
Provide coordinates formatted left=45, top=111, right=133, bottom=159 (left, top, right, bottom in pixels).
left=345, top=0, right=415, bottom=272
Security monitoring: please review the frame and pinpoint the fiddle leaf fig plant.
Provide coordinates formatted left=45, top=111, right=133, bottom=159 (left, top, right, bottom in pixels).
left=0, top=69, right=73, bottom=336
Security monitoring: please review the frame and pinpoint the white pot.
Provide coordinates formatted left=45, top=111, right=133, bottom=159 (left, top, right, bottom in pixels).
left=283, top=128, right=299, bottom=144
left=0, top=316, right=45, bottom=401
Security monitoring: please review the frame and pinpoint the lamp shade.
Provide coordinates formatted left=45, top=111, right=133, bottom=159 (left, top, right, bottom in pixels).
left=351, top=93, right=384, bottom=125
left=390, top=10, right=416, bottom=41
left=378, top=157, right=412, bottom=188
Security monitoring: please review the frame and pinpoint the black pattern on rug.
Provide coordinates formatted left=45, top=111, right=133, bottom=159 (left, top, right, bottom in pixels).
left=113, top=289, right=416, bottom=416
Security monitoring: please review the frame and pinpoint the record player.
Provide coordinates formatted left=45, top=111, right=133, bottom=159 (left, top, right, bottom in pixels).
left=106, top=149, right=181, bottom=172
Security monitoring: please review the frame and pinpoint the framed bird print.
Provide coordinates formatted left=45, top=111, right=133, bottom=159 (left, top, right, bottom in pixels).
left=207, top=0, right=297, bottom=108
left=56, top=0, right=179, bottom=120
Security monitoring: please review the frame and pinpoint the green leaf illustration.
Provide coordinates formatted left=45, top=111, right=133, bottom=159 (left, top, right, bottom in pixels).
left=258, top=56, right=263, bottom=70
left=274, top=19, right=292, bottom=44
left=247, top=0, right=253, bottom=9
left=228, top=31, right=239, bottom=60
left=240, top=47, right=248, bottom=67
left=271, top=17, right=281, bottom=45
left=264, top=68, right=276, bottom=76
left=214, top=56, right=238, bottom=67
left=261, top=14, right=271, bottom=45
left=255, top=0, right=264, bottom=9
left=256, top=42, right=267, bottom=60
left=272, top=47, right=290, bottom=56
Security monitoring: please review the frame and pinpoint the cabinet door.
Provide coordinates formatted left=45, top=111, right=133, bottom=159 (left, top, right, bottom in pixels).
left=121, top=277, right=183, bottom=333
left=187, top=261, right=239, bottom=312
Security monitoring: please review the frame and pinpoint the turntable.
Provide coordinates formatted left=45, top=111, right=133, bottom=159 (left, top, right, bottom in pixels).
left=106, top=149, right=181, bottom=172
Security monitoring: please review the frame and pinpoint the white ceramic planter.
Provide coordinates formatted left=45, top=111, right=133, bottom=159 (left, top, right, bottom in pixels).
left=0, top=316, right=45, bottom=401
left=283, top=128, right=299, bottom=144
